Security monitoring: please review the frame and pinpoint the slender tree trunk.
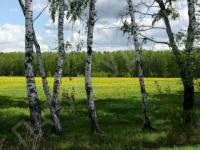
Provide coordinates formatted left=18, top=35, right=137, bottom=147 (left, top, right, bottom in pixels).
left=184, top=0, right=196, bottom=108
left=85, top=0, right=101, bottom=134
left=182, top=0, right=196, bottom=122
left=34, top=33, right=62, bottom=130
left=50, top=0, right=65, bottom=134
left=33, top=34, right=52, bottom=108
left=127, top=0, right=152, bottom=130
left=25, top=0, right=42, bottom=135
left=19, top=0, right=59, bottom=130
left=156, top=0, right=196, bottom=122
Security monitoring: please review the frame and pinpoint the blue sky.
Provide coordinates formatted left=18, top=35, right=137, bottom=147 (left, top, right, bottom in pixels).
left=0, top=0, right=24, bottom=25
left=0, top=0, right=190, bottom=52
left=0, top=0, right=48, bottom=29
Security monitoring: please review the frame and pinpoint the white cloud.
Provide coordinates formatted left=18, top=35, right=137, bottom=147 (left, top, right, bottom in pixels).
left=33, top=0, right=48, bottom=12
left=32, top=0, right=50, bottom=18
left=0, top=0, right=193, bottom=52
left=0, top=24, right=50, bottom=52
left=0, top=24, right=24, bottom=52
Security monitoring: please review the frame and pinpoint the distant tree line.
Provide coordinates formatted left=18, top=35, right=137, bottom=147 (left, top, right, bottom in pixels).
left=0, top=50, right=200, bottom=77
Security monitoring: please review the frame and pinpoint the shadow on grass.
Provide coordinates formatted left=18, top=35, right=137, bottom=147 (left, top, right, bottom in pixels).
left=0, top=92, right=200, bottom=149
left=0, top=95, right=28, bottom=108
left=0, top=95, right=48, bottom=109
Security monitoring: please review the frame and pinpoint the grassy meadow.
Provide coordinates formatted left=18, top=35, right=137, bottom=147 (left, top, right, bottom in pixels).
left=0, top=77, right=200, bottom=149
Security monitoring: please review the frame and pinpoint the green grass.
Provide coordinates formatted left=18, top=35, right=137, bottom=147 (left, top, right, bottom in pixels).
left=0, top=77, right=200, bottom=150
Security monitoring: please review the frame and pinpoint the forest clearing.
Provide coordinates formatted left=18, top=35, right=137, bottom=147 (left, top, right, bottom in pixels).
left=0, top=77, right=200, bottom=149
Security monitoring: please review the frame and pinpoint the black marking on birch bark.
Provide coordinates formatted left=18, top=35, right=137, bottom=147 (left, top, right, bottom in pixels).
left=86, top=59, right=91, bottom=64
left=26, top=58, right=33, bottom=64
left=54, top=80, right=59, bottom=84
left=41, top=76, right=47, bottom=79
left=88, top=46, right=92, bottom=55
left=86, top=85, right=92, bottom=95
left=25, top=50, right=32, bottom=57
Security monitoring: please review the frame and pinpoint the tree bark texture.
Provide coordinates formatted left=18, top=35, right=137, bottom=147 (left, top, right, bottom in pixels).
left=85, top=0, right=101, bottom=133
left=51, top=0, right=65, bottom=134
left=25, top=0, right=42, bottom=135
left=127, top=0, right=152, bottom=129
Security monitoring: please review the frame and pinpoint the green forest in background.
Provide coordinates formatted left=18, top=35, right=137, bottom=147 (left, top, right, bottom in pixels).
left=1, top=50, right=200, bottom=77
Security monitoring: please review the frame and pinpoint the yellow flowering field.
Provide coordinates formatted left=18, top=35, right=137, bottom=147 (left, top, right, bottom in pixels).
left=0, top=77, right=200, bottom=149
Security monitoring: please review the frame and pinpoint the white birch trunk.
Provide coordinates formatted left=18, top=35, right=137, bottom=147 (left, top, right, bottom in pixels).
left=25, top=0, right=42, bottom=135
left=127, top=0, right=152, bottom=129
left=186, top=0, right=196, bottom=52
left=51, top=0, right=65, bottom=134
left=19, top=0, right=59, bottom=131
left=33, top=35, right=52, bottom=108
left=85, top=0, right=101, bottom=133
left=34, top=33, right=62, bottom=132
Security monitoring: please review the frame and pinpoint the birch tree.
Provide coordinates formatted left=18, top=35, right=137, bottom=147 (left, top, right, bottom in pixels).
left=127, top=0, right=153, bottom=130
left=85, top=0, right=101, bottom=133
left=24, top=0, right=42, bottom=135
left=154, top=0, right=197, bottom=122
left=48, top=0, right=66, bottom=134
left=19, top=0, right=61, bottom=135
left=61, top=0, right=101, bottom=133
